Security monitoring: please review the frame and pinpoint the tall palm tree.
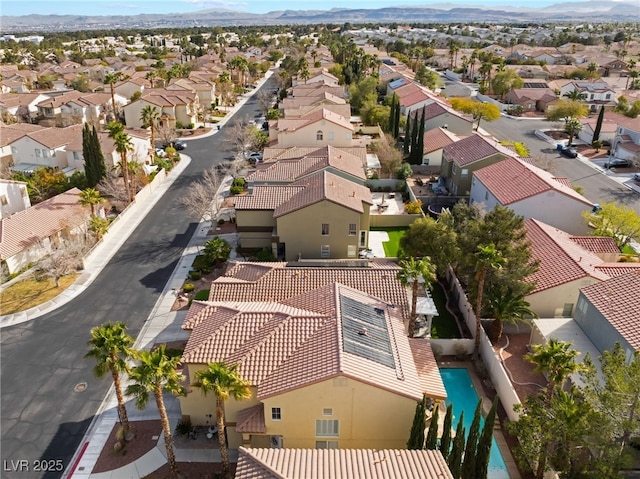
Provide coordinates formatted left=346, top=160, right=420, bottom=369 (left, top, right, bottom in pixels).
left=586, top=62, right=599, bottom=80
left=397, top=257, right=437, bottom=338
left=140, top=106, right=160, bottom=163
left=106, top=121, right=134, bottom=204
left=126, top=345, right=186, bottom=479
left=78, top=187, right=104, bottom=217
left=192, top=363, right=251, bottom=479
left=526, top=338, right=582, bottom=479
left=487, top=287, right=537, bottom=342
left=564, top=118, right=583, bottom=146
left=564, top=89, right=587, bottom=101
left=472, top=244, right=505, bottom=357
left=84, top=323, right=138, bottom=439
left=104, top=72, right=127, bottom=121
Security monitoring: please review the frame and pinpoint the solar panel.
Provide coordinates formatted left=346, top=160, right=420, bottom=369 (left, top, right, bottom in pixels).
left=341, top=295, right=396, bottom=369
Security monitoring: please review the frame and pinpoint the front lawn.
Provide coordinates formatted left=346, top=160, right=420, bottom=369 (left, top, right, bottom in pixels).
left=0, top=275, right=78, bottom=314
left=371, top=227, right=408, bottom=257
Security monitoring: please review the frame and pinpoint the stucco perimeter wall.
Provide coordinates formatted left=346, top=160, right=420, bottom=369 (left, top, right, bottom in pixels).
left=370, top=214, right=421, bottom=228
left=261, top=377, right=417, bottom=450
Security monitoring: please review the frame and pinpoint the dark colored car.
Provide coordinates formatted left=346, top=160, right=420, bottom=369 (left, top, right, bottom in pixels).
left=606, top=158, right=632, bottom=168
left=560, top=146, right=578, bottom=158
left=164, top=140, right=187, bottom=150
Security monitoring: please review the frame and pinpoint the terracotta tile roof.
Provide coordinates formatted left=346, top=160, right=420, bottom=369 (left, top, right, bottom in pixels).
left=0, top=188, right=89, bottom=259
left=595, top=263, right=640, bottom=276
left=140, top=88, right=195, bottom=106
left=0, top=122, right=46, bottom=146
left=580, top=271, right=640, bottom=350
left=415, top=101, right=472, bottom=124
left=474, top=156, right=593, bottom=207
left=234, top=185, right=304, bottom=211
left=36, top=91, right=84, bottom=108
left=235, top=447, right=454, bottom=479
left=399, top=90, right=431, bottom=108
left=273, top=170, right=372, bottom=218
left=22, top=124, right=84, bottom=149
left=289, top=84, right=345, bottom=98
left=246, top=145, right=365, bottom=184
left=281, top=92, right=346, bottom=109
left=422, top=127, right=459, bottom=154
left=66, top=92, right=113, bottom=107
left=284, top=103, right=352, bottom=121
left=525, top=219, right=609, bottom=294
left=0, top=92, right=42, bottom=109
left=570, top=236, right=620, bottom=254
left=183, top=282, right=436, bottom=402
left=263, top=146, right=367, bottom=164
left=444, top=133, right=511, bottom=167
left=408, top=339, right=447, bottom=400
left=235, top=404, right=266, bottom=434
left=277, top=108, right=353, bottom=134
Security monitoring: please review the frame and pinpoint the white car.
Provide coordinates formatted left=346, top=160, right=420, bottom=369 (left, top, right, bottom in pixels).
left=155, top=148, right=167, bottom=158
left=246, top=152, right=263, bottom=162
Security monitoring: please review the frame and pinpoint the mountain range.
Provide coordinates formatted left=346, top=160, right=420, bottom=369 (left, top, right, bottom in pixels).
left=2, top=1, right=638, bottom=33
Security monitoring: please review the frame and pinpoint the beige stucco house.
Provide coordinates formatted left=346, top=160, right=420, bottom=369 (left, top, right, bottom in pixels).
left=271, top=109, right=354, bottom=149
left=412, top=102, right=474, bottom=137
left=122, top=88, right=198, bottom=129
left=179, top=262, right=447, bottom=451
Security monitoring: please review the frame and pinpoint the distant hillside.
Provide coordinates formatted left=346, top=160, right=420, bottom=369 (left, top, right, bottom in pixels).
left=2, top=1, right=638, bottom=32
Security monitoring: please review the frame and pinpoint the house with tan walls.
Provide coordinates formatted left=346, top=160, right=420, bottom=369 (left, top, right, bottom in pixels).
left=59, top=92, right=114, bottom=126
left=287, top=82, right=346, bottom=99
left=114, top=77, right=151, bottom=100
left=524, top=218, right=639, bottom=318
left=262, top=146, right=368, bottom=165
left=122, top=88, right=198, bottom=129
left=284, top=102, right=352, bottom=121
left=419, top=127, right=460, bottom=168
left=168, top=75, right=216, bottom=108
left=439, top=133, right=510, bottom=195
left=280, top=91, right=347, bottom=111
left=179, top=262, right=447, bottom=451
left=412, top=102, right=474, bottom=137
left=235, top=170, right=372, bottom=261
left=271, top=108, right=354, bottom=149
left=470, top=156, right=594, bottom=235
left=9, top=124, right=85, bottom=172
left=292, top=69, right=340, bottom=87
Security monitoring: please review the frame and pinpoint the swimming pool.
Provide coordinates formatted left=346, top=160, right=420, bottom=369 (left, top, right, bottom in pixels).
left=440, top=368, right=511, bottom=479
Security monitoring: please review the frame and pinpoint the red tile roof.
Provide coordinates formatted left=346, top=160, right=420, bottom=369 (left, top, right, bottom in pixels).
left=422, top=127, right=459, bottom=154
left=273, top=170, right=372, bottom=218
left=276, top=108, right=353, bottom=133
left=235, top=447, right=454, bottom=479
left=0, top=188, right=89, bottom=259
left=474, top=156, right=593, bottom=207
left=263, top=146, right=367, bottom=163
left=570, top=236, right=620, bottom=254
left=580, top=271, right=640, bottom=350
left=22, top=124, right=84, bottom=149
left=235, top=404, right=266, bottom=434
left=443, top=134, right=506, bottom=167
left=232, top=186, right=303, bottom=211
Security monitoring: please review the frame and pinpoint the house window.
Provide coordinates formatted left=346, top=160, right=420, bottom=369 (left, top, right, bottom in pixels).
left=73, top=152, right=80, bottom=161
left=461, top=168, right=468, bottom=177
left=605, top=93, right=611, bottom=99
left=484, top=191, right=489, bottom=201
left=323, top=408, right=333, bottom=416
left=316, top=130, right=324, bottom=141
left=321, top=223, right=329, bottom=236
left=562, top=303, right=574, bottom=317
left=35, top=149, right=42, bottom=157
left=359, top=231, right=367, bottom=248
left=43, top=150, right=50, bottom=158
left=347, top=245, right=356, bottom=258
left=348, top=224, right=357, bottom=236
left=271, top=408, right=281, bottom=421
left=316, top=441, right=339, bottom=449
left=321, top=245, right=330, bottom=258
left=316, top=419, right=339, bottom=437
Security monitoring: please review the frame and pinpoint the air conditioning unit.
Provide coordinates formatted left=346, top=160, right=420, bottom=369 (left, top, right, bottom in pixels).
left=270, top=435, right=283, bottom=449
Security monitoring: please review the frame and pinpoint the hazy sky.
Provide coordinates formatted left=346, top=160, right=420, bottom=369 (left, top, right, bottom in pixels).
left=1, top=0, right=586, bottom=16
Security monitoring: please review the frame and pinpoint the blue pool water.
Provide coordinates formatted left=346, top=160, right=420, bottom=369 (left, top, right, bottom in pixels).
left=440, top=368, right=510, bottom=479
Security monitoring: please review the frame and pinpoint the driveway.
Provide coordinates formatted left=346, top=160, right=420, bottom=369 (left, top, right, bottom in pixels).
left=0, top=77, right=278, bottom=479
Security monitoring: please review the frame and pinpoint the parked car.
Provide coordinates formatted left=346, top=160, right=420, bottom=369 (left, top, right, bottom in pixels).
left=560, top=146, right=578, bottom=158
left=154, top=148, right=167, bottom=158
left=606, top=158, right=632, bottom=168
left=246, top=152, right=263, bottom=163
left=164, top=140, right=187, bottom=150
left=634, top=173, right=640, bottom=182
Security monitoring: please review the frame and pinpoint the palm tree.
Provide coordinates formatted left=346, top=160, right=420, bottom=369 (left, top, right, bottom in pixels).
left=104, top=72, right=127, bottom=121
left=192, top=362, right=251, bottom=479
left=140, top=106, right=160, bottom=163
left=564, top=118, right=583, bottom=146
left=472, top=244, right=505, bottom=357
left=126, top=345, right=186, bottom=479
left=564, top=89, right=587, bottom=101
left=107, top=121, right=134, bottom=204
left=626, top=59, right=637, bottom=89
left=78, top=187, right=104, bottom=217
left=586, top=62, right=599, bottom=80
left=397, top=257, right=437, bottom=338
left=487, top=287, right=537, bottom=342
left=84, top=323, right=138, bottom=440
left=526, top=338, right=582, bottom=479
left=89, top=216, right=110, bottom=240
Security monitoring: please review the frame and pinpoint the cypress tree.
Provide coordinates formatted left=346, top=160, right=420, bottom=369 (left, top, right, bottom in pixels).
left=448, top=411, right=465, bottom=479
left=84, top=124, right=107, bottom=188
left=410, top=110, right=420, bottom=164
left=425, top=404, right=440, bottom=449
left=461, top=400, right=483, bottom=479
left=440, top=403, right=454, bottom=458
left=403, top=114, right=411, bottom=155
left=592, top=105, right=605, bottom=142
left=82, top=124, right=93, bottom=183
left=407, top=395, right=427, bottom=449
left=414, top=107, right=426, bottom=165
left=475, top=398, right=498, bottom=479
left=393, top=94, right=401, bottom=139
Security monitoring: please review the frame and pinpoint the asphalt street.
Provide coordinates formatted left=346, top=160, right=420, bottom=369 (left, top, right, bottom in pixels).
left=0, top=80, right=274, bottom=479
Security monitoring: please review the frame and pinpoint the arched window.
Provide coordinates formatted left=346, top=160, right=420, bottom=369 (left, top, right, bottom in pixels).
left=316, top=130, right=323, bottom=141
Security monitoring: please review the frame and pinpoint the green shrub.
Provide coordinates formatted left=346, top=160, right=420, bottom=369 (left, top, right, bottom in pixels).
left=217, top=218, right=225, bottom=225
left=176, top=419, right=192, bottom=436
left=155, top=157, right=173, bottom=171
left=230, top=185, right=243, bottom=195
left=176, top=121, right=184, bottom=129
left=194, top=289, right=210, bottom=301
left=254, top=247, right=276, bottom=262
left=189, top=271, right=201, bottom=281
left=182, top=283, right=195, bottom=293
left=192, top=254, right=212, bottom=271
left=186, top=123, right=194, bottom=129
left=233, top=177, right=246, bottom=187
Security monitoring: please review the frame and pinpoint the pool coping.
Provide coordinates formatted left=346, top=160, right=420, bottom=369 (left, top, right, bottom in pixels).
left=439, top=361, right=522, bottom=479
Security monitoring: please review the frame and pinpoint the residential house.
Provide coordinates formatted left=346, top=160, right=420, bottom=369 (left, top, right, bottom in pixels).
left=0, top=188, right=90, bottom=274
left=263, top=146, right=368, bottom=165
left=504, top=88, right=558, bottom=113
left=284, top=101, right=352, bottom=122
left=235, top=170, right=372, bottom=260
left=411, top=102, right=474, bottom=137
left=179, top=261, right=447, bottom=450
left=574, top=271, right=640, bottom=354
left=292, top=69, right=340, bottom=87
left=440, top=133, right=510, bottom=195
left=35, top=91, right=85, bottom=126
left=288, top=82, right=346, bottom=99
left=114, top=77, right=151, bottom=100
left=419, top=127, right=460, bottom=168
left=593, top=57, right=627, bottom=78
left=0, top=122, right=46, bottom=170
left=469, top=156, right=594, bottom=235
left=611, top=120, right=640, bottom=162
left=0, top=92, right=54, bottom=123
left=122, top=88, right=198, bottom=130
left=523, top=218, right=636, bottom=318
left=9, top=124, right=84, bottom=172
left=0, top=179, right=31, bottom=219
left=577, top=111, right=637, bottom=145
left=559, top=81, right=617, bottom=113
left=168, top=75, right=216, bottom=110
left=59, top=92, right=113, bottom=126
left=235, top=448, right=454, bottom=479
left=280, top=92, right=347, bottom=112
left=271, top=109, right=354, bottom=149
